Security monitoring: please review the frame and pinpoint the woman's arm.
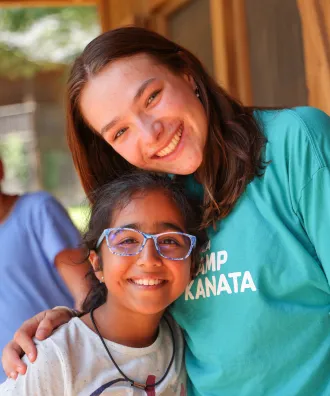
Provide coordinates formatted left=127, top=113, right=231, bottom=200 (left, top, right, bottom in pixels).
left=1, top=308, right=74, bottom=379
left=0, top=336, right=66, bottom=395
left=55, top=247, right=91, bottom=310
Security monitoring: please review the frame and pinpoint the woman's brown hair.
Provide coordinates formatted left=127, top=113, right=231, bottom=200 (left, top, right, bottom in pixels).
left=67, top=26, right=266, bottom=228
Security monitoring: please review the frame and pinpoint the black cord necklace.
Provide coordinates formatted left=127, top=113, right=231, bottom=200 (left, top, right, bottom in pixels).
left=90, top=308, right=176, bottom=391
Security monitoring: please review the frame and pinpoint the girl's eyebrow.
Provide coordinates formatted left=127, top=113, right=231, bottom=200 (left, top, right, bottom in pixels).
left=100, top=78, right=156, bottom=136
left=118, top=222, right=185, bottom=233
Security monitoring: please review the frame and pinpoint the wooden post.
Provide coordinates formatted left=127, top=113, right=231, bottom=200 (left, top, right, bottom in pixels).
left=297, top=0, right=330, bottom=115
left=210, top=0, right=252, bottom=105
left=96, top=0, right=111, bottom=32
left=0, top=0, right=94, bottom=6
left=96, top=0, right=149, bottom=32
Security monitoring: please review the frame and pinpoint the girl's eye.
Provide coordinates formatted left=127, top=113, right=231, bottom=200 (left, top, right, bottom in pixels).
left=119, top=238, right=138, bottom=245
left=146, top=90, right=161, bottom=107
left=159, top=238, right=180, bottom=246
left=114, top=127, right=128, bottom=140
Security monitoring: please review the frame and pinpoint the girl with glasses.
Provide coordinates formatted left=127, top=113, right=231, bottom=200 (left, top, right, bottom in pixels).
left=0, top=172, right=206, bottom=395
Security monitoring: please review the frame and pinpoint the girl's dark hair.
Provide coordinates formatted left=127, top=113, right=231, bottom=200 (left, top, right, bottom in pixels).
left=67, top=26, right=266, bottom=229
left=82, top=171, right=207, bottom=313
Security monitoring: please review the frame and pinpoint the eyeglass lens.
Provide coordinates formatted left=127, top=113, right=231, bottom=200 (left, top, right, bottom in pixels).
left=107, top=229, right=192, bottom=259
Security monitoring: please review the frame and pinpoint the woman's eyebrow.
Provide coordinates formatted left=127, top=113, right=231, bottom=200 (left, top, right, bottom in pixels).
left=133, top=78, right=157, bottom=102
left=100, top=116, right=120, bottom=136
left=100, top=78, right=157, bottom=136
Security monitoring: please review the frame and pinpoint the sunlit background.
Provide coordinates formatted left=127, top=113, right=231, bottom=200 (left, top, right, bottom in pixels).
left=0, top=5, right=100, bottom=229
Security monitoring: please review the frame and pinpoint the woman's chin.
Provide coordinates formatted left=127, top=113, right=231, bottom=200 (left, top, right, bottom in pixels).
left=160, top=153, right=203, bottom=175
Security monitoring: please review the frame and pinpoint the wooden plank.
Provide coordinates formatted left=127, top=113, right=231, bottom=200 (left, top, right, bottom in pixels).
left=157, top=0, right=189, bottom=16
left=0, top=0, right=94, bottom=6
left=96, top=0, right=111, bottom=32
left=148, top=0, right=167, bottom=12
left=232, top=0, right=252, bottom=105
left=97, top=0, right=149, bottom=31
left=210, top=0, right=252, bottom=104
left=297, top=0, right=330, bottom=114
left=209, top=0, right=232, bottom=93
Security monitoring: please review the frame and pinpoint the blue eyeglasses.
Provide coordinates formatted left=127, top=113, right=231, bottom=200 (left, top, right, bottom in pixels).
left=96, top=227, right=196, bottom=261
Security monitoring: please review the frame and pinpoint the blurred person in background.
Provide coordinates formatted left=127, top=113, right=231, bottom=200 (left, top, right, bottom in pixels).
left=0, top=157, right=90, bottom=382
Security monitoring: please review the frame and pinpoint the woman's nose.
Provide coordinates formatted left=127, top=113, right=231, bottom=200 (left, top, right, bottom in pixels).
left=140, top=119, right=164, bottom=144
left=136, top=239, right=162, bottom=267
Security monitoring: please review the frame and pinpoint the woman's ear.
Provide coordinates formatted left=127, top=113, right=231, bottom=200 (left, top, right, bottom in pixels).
left=89, top=250, right=104, bottom=282
left=183, top=73, right=197, bottom=90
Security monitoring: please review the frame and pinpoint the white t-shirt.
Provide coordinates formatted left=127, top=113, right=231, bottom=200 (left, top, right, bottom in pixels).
left=0, top=315, right=186, bottom=395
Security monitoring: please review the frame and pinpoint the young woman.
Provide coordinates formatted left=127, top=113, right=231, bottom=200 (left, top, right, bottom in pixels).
left=3, top=27, right=330, bottom=396
left=0, top=172, right=206, bottom=394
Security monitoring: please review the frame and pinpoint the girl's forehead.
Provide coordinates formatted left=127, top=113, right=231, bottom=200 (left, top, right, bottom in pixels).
left=110, top=190, right=185, bottom=229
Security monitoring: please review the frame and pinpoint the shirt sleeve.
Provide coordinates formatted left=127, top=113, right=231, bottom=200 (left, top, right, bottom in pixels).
left=33, top=194, right=82, bottom=265
left=297, top=167, right=330, bottom=282
left=293, top=108, right=330, bottom=282
left=0, top=339, right=67, bottom=396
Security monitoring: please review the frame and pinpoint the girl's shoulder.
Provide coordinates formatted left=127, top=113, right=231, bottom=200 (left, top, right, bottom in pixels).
left=0, top=322, right=72, bottom=396
left=162, top=313, right=184, bottom=341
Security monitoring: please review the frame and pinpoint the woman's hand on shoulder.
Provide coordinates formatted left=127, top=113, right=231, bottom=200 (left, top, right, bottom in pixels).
left=1, top=307, right=74, bottom=379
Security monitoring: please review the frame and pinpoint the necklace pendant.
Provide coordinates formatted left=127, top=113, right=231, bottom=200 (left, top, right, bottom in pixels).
left=132, top=381, right=146, bottom=390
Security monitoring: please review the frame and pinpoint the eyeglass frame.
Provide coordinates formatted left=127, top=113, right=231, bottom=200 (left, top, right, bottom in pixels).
left=96, top=227, right=197, bottom=261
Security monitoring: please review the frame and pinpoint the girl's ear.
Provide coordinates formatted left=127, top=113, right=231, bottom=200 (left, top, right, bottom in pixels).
left=89, top=250, right=104, bottom=282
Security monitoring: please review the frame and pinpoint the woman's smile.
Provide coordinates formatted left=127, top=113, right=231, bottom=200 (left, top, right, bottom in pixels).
left=154, top=122, right=184, bottom=158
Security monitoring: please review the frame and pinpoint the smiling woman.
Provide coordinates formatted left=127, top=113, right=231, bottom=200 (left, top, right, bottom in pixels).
left=67, top=27, right=265, bottom=227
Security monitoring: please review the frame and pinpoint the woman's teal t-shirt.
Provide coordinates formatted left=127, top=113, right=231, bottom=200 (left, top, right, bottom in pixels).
left=170, top=107, right=330, bottom=396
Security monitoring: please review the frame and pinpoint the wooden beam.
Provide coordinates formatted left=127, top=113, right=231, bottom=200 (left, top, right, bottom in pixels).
left=297, top=0, right=330, bottom=115
left=96, top=0, right=111, bottom=32
left=0, top=0, right=94, bottom=7
left=96, top=0, right=150, bottom=32
left=231, top=0, right=252, bottom=105
left=210, top=0, right=252, bottom=105
left=155, top=0, right=189, bottom=16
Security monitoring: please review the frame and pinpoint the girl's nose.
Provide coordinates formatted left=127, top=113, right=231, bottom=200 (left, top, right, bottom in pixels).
left=136, top=239, right=162, bottom=267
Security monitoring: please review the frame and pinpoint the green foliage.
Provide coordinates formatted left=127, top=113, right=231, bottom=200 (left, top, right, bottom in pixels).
left=68, top=205, right=89, bottom=232
left=0, top=42, right=57, bottom=79
left=0, top=6, right=99, bottom=78
left=0, top=6, right=98, bottom=32
left=0, top=134, right=29, bottom=186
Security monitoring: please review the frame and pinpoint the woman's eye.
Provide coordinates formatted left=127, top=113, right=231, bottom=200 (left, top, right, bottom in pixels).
left=146, top=90, right=161, bottom=107
left=114, top=127, right=128, bottom=140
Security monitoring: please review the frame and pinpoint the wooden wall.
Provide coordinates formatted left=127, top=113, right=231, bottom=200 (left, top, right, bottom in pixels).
left=297, top=0, right=330, bottom=115
left=1, top=0, right=329, bottom=112
left=245, top=0, right=307, bottom=107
